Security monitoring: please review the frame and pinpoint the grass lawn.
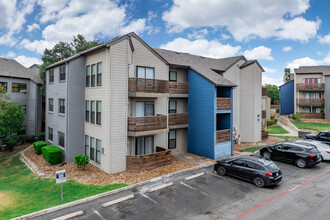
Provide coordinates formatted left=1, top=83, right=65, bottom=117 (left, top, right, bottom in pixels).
left=240, top=136, right=300, bottom=153
left=267, top=125, right=289, bottom=134
left=291, top=121, right=330, bottom=132
left=0, top=151, right=128, bottom=220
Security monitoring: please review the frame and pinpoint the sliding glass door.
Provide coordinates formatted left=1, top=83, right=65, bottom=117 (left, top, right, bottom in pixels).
left=136, top=136, right=154, bottom=155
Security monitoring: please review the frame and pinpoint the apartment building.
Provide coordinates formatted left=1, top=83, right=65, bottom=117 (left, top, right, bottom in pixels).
left=45, top=32, right=263, bottom=174
left=0, top=58, right=43, bottom=136
left=262, top=87, right=271, bottom=122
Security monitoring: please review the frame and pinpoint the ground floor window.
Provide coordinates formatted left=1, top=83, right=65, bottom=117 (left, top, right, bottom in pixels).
left=304, top=107, right=322, bottom=113
left=168, top=129, right=176, bottom=149
left=96, top=139, right=101, bottom=164
left=85, top=135, right=101, bottom=164
left=136, top=136, right=154, bottom=155
left=90, top=137, right=95, bottom=161
left=58, top=132, right=65, bottom=148
left=85, top=135, right=89, bottom=157
left=48, top=127, right=53, bottom=142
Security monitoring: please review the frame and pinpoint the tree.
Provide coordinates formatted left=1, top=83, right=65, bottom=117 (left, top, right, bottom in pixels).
left=0, top=85, right=25, bottom=137
left=264, top=84, right=279, bottom=105
left=39, top=35, right=101, bottom=94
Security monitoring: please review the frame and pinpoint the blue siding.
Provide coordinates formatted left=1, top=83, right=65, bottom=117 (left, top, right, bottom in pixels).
left=280, top=80, right=294, bottom=115
left=214, top=141, right=232, bottom=159
left=188, top=69, right=216, bottom=159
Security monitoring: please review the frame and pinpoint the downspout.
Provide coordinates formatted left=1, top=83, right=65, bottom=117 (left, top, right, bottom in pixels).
left=105, top=47, right=109, bottom=171
left=66, top=62, right=69, bottom=163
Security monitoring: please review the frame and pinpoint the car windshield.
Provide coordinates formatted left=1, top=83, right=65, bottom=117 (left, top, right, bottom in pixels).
left=266, top=163, right=278, bottom=172
left=308, top=148, right=319, bottom=154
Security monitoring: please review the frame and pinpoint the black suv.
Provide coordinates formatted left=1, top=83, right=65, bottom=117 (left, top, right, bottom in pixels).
left=260, top=142, right=322, bottom=168
left=214, top=155, right=282, bottom=187
left=305, top=131, right=330, bottom=145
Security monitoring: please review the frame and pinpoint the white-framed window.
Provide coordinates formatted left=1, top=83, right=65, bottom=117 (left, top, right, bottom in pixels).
left=169, top=71, right=177, bottom=82
left=85, top=135, right=89, bottom=157
left=97, top=62, right=102, bottom=86
left=86, top=65, right=90, bottom=87
left=169, top=100, right=177, bottom=113
left=136, top=101, right=154, bottom=117
left=137, top=66, right=155, bottom=79
left=85, top=100, right=90, bottom=122
left=90, top=137, right=95, bottom=161
left=58, top=132, right=65, bottom=148
left=136, top=136, right=154, bottom=155
left=168, top=130, right=176, bottom=149
left=59, top=99, right=65, bottom=114
left=91, top=64, right=96, bottom=87
left=49, top=98, right=54, bottom=112
left=48, top=127, right=53, bottom=142
left=59, top=65, right=66, bottom=81
left=49, top=69, right=54, bottom=83
left=96, top=101, right=101, bottom=125
left=96, top=139, right=101, bottom=164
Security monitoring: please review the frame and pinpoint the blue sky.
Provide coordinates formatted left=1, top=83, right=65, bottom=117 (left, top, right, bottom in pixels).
left=1, top=0, right=330, bottom=86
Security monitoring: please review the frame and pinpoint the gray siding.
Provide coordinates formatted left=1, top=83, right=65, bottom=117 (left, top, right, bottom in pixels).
left=325, top=76, right=330, bottom=119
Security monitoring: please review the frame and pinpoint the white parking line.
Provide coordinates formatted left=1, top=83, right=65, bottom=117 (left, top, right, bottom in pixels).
left=179, top=181, right=217, bottom=200
left=101, top=194, right=134, bottom=208
left=140, top=193, right=159, bottom=205
left=208, top=171, right=249, bottom=186
left=52, top=211, right=84, bottom=220
left=147, top=182, right=173, bottom=192
left=185, top=172, right=205, bottom=181
left=93, top=208, right=106, bottom=220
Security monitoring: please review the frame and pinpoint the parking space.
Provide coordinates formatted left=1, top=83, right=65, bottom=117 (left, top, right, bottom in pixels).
left=30, top=161, right=330, bottom=220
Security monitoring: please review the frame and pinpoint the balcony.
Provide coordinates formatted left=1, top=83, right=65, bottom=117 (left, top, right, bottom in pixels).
left=297, top=98, right=324, bottom=106
left=296, top=83, right=324, bottom=91
left=169, top=82, right=188, bottom=96
left=169, top=113, right=188, bottom=127
left=217, top=98, right=231, bottom=110
left=128, top=115, right=167, bottom=134
left=216, top=129, right=231, bottom=143
left=128, top=78, right=169, bottom=97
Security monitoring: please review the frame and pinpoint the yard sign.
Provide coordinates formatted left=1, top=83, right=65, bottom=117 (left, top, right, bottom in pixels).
left=56, top=170, right=66, bottom=203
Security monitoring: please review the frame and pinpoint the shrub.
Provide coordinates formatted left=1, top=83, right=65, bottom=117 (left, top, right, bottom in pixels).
left=292, top=113, right=301, bottom=121
left=37, top=132, right=45, bottom=141
left=27, top=135, right=36, bottom=143
left=276, top=108, right=279, bottom=113
left=273, top=118, right=278, bottom=124
left=19, top=136, right=28, bottom=144
left=33, top=141, right=48, bottom=155
left=42, top=146, right=62, bottom=164
left=75, top=155, right=90, bottom=168
left=6, top=138, right=17, bottom=152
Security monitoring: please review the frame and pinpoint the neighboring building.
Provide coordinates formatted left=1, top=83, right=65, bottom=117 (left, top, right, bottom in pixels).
left=45, top=32, right=264, bottom=174
left=261, top=87, right=271, bottom=122
left=279, top=80, right=295, bottom=115
left=0, top=57, right=43, bottom=136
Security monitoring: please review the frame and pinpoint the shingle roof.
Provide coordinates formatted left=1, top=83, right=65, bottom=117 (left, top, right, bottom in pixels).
left=294, top=66, right=330, bottom=76
left=0, top=57, right=42, bottom=84
left=154, top=48, right=248, bottom=87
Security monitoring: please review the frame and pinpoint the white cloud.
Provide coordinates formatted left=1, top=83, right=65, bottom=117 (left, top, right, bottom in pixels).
left=27, top=23, right=40, bottom=32
left=119, top=18, right=146, bottom=35
left=221, top=34, right=231, bottom=40
left=243, top=46, right=273, bottom=60
left=6, top=51, right=16, bottom=58
left=318, top=33, right=330, bottom=44
left=187, top=29, right=208, bottom=39
left=286, top=57, right=318, bottom=69
left=19, top=39, right=55, bottom=54
left=162, top=0, right=319, bottom=42
left=263, top=67, right=276, bottom=73
left=160, top=38, right=241, bottom=58
left=262, top=73, right=283, bottom=86
left=14, top=55, right=42, bottom=68
left=283, top=46, right=292, bottom=52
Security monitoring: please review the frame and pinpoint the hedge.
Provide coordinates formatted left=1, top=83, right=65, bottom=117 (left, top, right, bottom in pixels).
left=6, top=138, right=18, bottom=152
left=42, top=146, right=62, bottom=164
left=37, top=132, right=45, bottom=141
left=33, top=141, right=48, bottom=155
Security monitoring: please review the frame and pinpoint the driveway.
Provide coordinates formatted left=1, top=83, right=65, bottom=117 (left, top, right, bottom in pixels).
left=29, top=160, right=330, bottom=220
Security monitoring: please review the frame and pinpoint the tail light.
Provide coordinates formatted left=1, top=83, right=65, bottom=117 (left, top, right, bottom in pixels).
left=308, top=154, right=316, bottom=158
left=326, top=151, right=330, bottom=154
left=265, top=172, right=273, bottom=177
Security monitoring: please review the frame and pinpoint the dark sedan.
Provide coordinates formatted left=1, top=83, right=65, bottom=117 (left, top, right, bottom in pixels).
left=260, top=142, right=322, bottom=168
left=305, top=130, right=330, bottom=145
left=214, top=155, right=282, bottom=187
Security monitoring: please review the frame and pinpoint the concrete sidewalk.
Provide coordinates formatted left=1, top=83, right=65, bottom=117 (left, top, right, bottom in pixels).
left=271, top=121, right=299, bottom=137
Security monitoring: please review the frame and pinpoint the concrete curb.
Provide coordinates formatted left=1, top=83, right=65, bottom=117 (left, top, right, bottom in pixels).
left=19, top=145, right=45, bottom=177
left=13, top=162, right=213, bottom=220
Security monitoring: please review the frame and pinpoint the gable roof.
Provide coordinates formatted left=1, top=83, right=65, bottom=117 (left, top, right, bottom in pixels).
left=154, top=48, right=249, bottom=87
left=294, top=66, right=330, bottom=76
left=0, top=57, right=42, bottom=84
left=240, top=60, right=265, bottom=72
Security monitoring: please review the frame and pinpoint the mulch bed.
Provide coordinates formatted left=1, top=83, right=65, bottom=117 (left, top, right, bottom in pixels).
left=233, top=136, right=285, bottom=151
left=24, top=147, right=198, bottom=185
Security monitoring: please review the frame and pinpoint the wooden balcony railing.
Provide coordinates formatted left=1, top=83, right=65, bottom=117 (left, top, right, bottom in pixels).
left=168, top=82, right=188, bottom=94
left=262, top=110, right=266, bottom=119
left=296, top=83, right=324, bottom=91
left=262, top=87, right=267, bottom=96
left=168, top=113, right=188, bottom=126
left=217, top=98, right=231, bottom=110
left=216, top=129, right=231, bottom=143
left=128, top=78, right=169, bottom=93
left=297, top=98, right=324, bottom=105
left=128, top=115, right=167, bottom=132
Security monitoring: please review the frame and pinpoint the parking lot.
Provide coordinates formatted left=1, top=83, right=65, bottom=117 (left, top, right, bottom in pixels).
left=31, top=160, right=330, bottom=220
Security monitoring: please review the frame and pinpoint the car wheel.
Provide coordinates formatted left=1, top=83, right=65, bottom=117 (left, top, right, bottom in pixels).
left=216, top=166, right=227, bottom=176
left=321, top=155, right=324, bottom=161
left=296, top=158, right=307, bottom=168
left=253, top=177, right=265, bottom=188
left=262, top=151, right=271, bottom=160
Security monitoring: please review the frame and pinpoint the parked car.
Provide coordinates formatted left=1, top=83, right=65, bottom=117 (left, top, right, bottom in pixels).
left=305, top=131, right=330, bottom=145
left=295, top=140, right=330, bottom=161
left=260, top=142, right=322, bottom=168
left=214, top=155, right=282, bottom=187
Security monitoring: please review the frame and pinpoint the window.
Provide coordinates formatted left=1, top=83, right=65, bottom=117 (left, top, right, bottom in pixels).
left=18, top=126, right=26, bottom=135
left=169, top=71, right=177, bottom=82
left=58, top=132, right=65, bottom=148
left=59, top=99, right=65, bottom=114
left=169, top=100, right=177, bottom=113
left=244, top=161, right=257, bottom=169
left=85, top=101, right=90, bottom=122
left=49, top=69, right=54, bottom=83
left=232, top=159, right=245, bottom=166
left=48, top=128, right=53, bottom=141
left=91, top=101, right=95, bottom=123
left=96, top=101, right=102, bottom=125
left=85, top=135, right=89, bottom=157
left=137, top=66, right=155, bottom=79
left=90, top=137, right=95, bottom=161
left=305, top=78, right=321, bottom=84
left=136, top=101, right=154, bottom=117
left=96, top=139, right=101, bottom=163
left=97, top=62, right=102, bottom=86
left=168, top=130, right=176, bottom=149
left=305, top=92, right=320, bottom=99
left=12, top=83, right=27, bottom=93
left=86, top=65, right=90, bottom=87
left=0, top=82, right=7, bottom=92
left=22, top=105, right=26, bottom=114
left=91, top=64, right=96, bottom=87
left=59, top=65, right=66, bottom=81
left=49, top=98, right=53, bottom=112
left=136, top=136, right=154, bottom=155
